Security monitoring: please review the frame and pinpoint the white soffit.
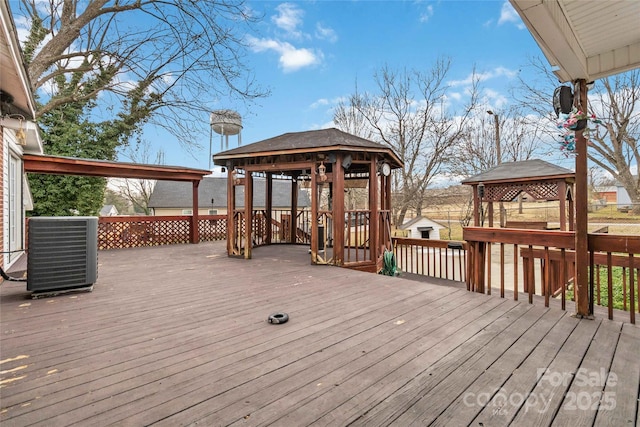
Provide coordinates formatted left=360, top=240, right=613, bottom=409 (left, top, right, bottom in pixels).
left=510, top=0, right=640, bottom=82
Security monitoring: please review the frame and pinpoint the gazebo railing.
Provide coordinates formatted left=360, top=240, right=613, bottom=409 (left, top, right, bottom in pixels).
left=344, top=210, right=371, bottom=264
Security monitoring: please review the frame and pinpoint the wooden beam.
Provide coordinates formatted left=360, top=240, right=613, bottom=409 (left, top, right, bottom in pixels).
left=23, top=154, right=209, bottom=181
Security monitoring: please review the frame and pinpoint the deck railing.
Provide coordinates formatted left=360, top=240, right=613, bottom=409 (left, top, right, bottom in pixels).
left=97, top=215, right=226, bottom=250
left=464, top=227, right=640, bottom=324
left=392, top=237, right=467, bottom=282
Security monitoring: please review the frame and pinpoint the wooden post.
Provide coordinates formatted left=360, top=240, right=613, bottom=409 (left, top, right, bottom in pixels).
left=244, top=172, right=253, bottom=259
left=370, top=157, right=379, bottom=263
left=226, top=165, right=235, bottom=256
left=574, top=79, right=591, bottom=317
left=290, top=177, right=298, bottom=243
left=559, top=180, right=567, bottom=231
left=333, top=154, right=345, bottom=266
left=310, top=162, right=318, bottom=264
left=266, top=173, right=273, bottom=245
left=473, top=185, right=481, bottom=226
left=190, top=180, right=200, bottom=244
left=488, top=202, right=494, bottom=228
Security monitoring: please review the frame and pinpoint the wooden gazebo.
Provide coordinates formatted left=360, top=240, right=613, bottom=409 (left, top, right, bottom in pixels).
left=213, top=128, right=402, bottom=272
left=461, top=159, right=575, bottom=231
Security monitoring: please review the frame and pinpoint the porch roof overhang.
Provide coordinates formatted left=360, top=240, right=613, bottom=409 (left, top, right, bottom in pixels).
left=23, top=154, right=211, bottom=181
left=509, top=0, right=640, bottom=83
left=0, top=0, right=36, bottom=119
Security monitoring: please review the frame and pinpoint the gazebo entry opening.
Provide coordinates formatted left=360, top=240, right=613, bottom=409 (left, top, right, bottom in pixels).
left=213, top=128, right=402, bottom=272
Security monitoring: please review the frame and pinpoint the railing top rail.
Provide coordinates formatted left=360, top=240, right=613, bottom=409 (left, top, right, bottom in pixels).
left=463, top=227, right=575, bottom=249
left=588, top=233, right=640, bottom=254
left=392, top=237, right=467, bottom=250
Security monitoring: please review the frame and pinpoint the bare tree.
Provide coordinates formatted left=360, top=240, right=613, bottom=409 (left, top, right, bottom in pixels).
left=588, top=73, right=640, bottom=213
left=17, top=0, right=266, bottom=147
left=448, top=106, right=542, bottom=178
left=334, top=60, right=479, bottom=225
left=116, top=140, right=163, bottom=214
left=514, top=57, right=640, bottom=213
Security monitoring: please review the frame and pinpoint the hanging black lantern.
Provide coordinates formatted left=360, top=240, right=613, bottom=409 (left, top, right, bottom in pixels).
left=553, top=86, right=573, bottom=116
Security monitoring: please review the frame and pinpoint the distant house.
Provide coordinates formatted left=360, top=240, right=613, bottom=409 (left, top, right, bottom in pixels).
left=100, top=204, right=119, bottom=216
left=594, top=186, right=617, bottom=203
left=398, top=216, right=446, bottom=240
left=616, top=180, right=633, bottom=210
left=148, top=176, right=310, bottom=216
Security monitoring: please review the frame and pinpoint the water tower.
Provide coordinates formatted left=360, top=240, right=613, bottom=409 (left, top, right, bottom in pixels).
left=210, top=110, right=242, bottom=150
left=209, top=110, right=242, bottom=170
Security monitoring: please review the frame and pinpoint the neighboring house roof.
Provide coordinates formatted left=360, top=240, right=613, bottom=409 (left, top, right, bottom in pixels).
left=399, top=216, right=446, bottom=230
left=100, top=205, right=118, bottom=216
left=148, top=177, right=311, bottom=209
left=461, top=159, right=574, bottom=185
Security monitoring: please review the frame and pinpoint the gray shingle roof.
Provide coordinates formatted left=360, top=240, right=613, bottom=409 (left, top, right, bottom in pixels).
left=216, top=128, right=387, bottom=155
left=461, top=159, right=574, bottom=184
left=213, top=128, right=402, bottom=168
left=148, top=177, right=310, bottom=209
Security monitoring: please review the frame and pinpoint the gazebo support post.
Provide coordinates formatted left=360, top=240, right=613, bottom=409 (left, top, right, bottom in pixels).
left=473, top=185, right=481, bottom=226
left=226, top=164, right=237, bottom=256
left=559, top=180, right=567, bottom=231
left=266, top=173, right=273, bottom=245
left=369, top=157, right=379, bottom=263
left=574, top=79, right=591, bottom=317
left=244, top=172, right=253, bottom=259
left=333, top=154, right=345, bottom=266
left=290, top=176, right=298, bottom=244
left=310, top=164, right=319, bottom=264
left=190, top=180, right=200, bottom=244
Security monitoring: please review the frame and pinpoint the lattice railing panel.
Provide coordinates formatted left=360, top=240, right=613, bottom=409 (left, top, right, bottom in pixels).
left=484, top=182, right=560, bottom=202
left=98, top=216, right=191, bottom=249
left=198, top=215, right=227, bottom=242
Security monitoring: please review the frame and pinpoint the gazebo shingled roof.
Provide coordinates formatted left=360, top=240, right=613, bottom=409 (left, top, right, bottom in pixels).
left=461, top=159, right=574, bottom=185
left=214, top=128, right=402, bottom=169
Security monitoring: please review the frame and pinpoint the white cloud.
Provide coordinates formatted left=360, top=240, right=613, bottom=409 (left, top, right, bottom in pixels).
left=247, top=35, right=322, bottom=72
left=419, top=5, right=434, bottom=23
left=272, top=3, right=304, bottom=39
left=309, top=96, right=346, bottom=110
left=315, top=23, right=338, bottom=43
left=449, top=67, right=518, bottom=87
left=483, top=88, right=509, bottom=110
left=498, top=1, right=525, bottom=29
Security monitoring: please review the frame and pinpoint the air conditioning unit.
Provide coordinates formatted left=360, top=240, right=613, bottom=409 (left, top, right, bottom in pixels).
left=27, top=217, right=98, bottom=294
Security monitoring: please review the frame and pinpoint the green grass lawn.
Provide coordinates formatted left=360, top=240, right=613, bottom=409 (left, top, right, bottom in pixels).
left=566, top=266, right=638, bottom=311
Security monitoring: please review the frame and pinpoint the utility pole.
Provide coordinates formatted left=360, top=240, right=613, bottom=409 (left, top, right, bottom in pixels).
left=487, top=110, right=504, bottom=226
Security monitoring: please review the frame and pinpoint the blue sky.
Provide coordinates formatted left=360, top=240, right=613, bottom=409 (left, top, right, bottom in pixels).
left=137, top=0, right=553, bottom=174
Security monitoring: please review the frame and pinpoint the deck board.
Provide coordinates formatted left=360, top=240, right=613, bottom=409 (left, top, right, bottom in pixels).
left=1, top=241, right=639, bottom=426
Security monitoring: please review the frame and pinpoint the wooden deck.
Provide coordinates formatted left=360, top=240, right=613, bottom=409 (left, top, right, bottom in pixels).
left=1, top=242, right=638, bottom=426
